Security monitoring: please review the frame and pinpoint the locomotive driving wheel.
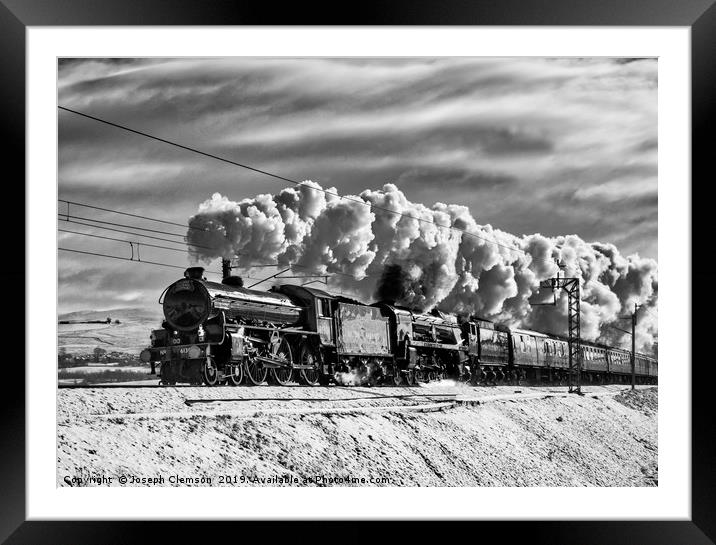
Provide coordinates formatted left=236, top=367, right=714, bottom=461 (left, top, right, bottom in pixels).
left=244, top=355, right=268, bottom=386
left=270, top=338, right=294, bottom=386
left=299, top=342, right=321, bottom=386
left=227, top=362, right=243, bottom=386
left=202, top=360, right=219, bottom=386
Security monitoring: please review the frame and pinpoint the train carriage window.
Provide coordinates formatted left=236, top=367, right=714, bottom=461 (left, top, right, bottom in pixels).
left=560, top=344, right=565, bottom=357
left=318, top=299, right=332, bottom=317
left=520, top=337, right=526, bottom=353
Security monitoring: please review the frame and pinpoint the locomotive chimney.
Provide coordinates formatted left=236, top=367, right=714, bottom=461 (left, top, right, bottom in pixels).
left=220, top=257, right=244, bottom=287
left=222, top=276, right=244, bottom=287
left=184, top=267, right=205, bottom=280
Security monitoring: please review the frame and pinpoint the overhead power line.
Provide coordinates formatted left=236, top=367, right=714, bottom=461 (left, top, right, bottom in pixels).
left=59, top=247, right=260, bottom=281
left=60, top=213, right=187, bottom=239
left=58, top=105, right=531, bottom=258
left=59, top=209, right=378, bottom=283
left=59, top=228, right=190, bottom=254
left=59, top=247, right=206, bottom=273
left=60, top=218, right=207, bottom=248
left=605, top=323, right=632, bottom=336
left=59, top=211, right=373, bottom=280
left=58, top=198, right=386, bottom=283
left=58, top=198, right=206, bottom=231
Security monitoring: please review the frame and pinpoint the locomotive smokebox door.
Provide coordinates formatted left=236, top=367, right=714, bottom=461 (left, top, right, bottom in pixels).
left=162, top=276, right=211, bottom=331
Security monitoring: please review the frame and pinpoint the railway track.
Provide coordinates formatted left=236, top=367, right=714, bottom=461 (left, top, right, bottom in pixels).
left=59, top=383, right=191, bottom=389
left=59, top=383, right=655, bottom=424
left=57, top=381, right=653, bottom=390
left=72, top=387, right=652, bottom=422
left=183, top=391, right=459, bottom=406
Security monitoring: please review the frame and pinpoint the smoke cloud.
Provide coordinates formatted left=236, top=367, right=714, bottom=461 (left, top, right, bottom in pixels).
left=187, top=182, right=657, bottom=353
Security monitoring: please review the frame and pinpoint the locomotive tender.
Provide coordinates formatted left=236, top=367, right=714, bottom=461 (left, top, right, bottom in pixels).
left=140, top=267, right=658, bottom=386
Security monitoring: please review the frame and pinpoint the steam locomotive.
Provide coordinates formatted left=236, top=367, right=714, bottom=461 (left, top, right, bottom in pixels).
left=140, top=267, right=658, bottom=386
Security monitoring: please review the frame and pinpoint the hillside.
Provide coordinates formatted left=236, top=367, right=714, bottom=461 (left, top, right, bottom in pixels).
left=58, top=306, right=162, bottom=356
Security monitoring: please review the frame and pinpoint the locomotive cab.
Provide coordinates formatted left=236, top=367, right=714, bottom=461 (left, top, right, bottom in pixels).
left=274, top=284, right=336, bottom=346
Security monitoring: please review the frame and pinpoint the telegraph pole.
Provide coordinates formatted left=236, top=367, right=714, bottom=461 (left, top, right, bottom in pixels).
left=610, top=303, right=640, bottom=390
left=631, top=303, right=638, bottom=390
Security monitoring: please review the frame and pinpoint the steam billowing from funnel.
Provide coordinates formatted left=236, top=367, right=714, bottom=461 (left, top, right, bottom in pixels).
left=187, top=181, right=657, bottom=352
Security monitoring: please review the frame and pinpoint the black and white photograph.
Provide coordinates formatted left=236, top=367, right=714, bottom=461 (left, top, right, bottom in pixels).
left=55, top=56, right=660, bottom=488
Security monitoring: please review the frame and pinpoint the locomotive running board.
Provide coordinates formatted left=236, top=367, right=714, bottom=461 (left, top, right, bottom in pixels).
left=242, top=325, right=320, bottom=335
left=254, top=355, right=316, bottom=370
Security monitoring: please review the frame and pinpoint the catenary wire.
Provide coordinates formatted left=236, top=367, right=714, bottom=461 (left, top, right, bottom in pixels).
left=59, top=228, right=192, bottom=253
left=60, top=213, right=189, bottom=239
left=58, top=247, right=267, bottom=280
left=58, top=198, right=206, bottom=231
left=60, top=217, right=212, bottom=248
left=59, top=213, right=367, bottom=282
left=59, top=247, right=206, bottom=273
left=59, top=201, right=385, bottom=282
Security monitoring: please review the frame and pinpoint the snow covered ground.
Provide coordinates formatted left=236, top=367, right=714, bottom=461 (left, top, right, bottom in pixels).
left=57, top=383, right=657, bottom=487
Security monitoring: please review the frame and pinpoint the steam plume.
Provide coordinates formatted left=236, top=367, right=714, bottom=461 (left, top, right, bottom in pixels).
left=187, top=182, right=657, bottom=352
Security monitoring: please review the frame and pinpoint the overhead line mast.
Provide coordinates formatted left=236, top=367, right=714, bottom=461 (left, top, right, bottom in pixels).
left=539, top=259, right=583, bottom=394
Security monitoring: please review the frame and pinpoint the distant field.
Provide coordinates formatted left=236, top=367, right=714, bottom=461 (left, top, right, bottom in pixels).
left=58, top=307, right=162, bottom=355
left=58, top=365, right=153, bottom=385
left=60, top=366, right=150, bottom=375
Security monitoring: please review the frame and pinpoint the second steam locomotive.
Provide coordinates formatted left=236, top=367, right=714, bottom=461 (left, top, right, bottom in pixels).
left=140, top=267, right=658, bottom=387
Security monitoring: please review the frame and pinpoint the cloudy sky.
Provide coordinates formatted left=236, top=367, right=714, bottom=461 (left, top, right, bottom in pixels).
left=58, top=57, right=657, bottom=314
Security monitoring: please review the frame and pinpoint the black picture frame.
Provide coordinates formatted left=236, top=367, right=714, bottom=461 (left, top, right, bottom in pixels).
left=3, top=1, right=712, bottom=543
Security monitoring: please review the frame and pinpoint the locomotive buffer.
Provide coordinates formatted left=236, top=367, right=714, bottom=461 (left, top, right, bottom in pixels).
left=538, top=263, right=583, bottom=394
